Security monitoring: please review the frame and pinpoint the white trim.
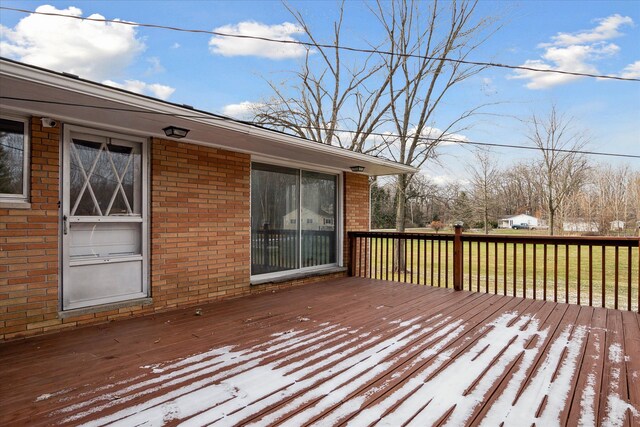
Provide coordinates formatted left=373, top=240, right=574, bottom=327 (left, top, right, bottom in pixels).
left=249, top=159, right=343, bottom=281
left=251, top=154, right=347, bottom=175
left=0, top=113, right=30, bottom=203
left=61, top=124, right=149, bottom=310
left=252, top=264, right=343, bottom=284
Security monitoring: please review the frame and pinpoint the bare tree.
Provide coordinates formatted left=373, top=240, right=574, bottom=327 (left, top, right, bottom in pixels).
left=252, top=2, right=395, bottom=154
left=526, top=106, right=590, bottom=235
left=372, top=0, right=496, bottom=237
left=467, top=149, right=500, bottom=233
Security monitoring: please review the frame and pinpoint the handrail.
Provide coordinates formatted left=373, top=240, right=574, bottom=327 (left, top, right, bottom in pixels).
left=348, top=229, right=640, bottom=312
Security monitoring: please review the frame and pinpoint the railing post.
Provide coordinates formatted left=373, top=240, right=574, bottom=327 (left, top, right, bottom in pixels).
left=453, top=225, right=463, bottom=291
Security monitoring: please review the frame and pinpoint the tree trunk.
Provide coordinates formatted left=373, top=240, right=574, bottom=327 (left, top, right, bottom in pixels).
left=394, top=175, right=408, bottom=273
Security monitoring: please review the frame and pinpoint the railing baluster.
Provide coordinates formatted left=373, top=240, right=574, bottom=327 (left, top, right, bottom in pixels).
left=468, top=241, right=473, bottom=291
left=533, top=244, right=537, bottom=300
left=565, top=245, right=569, bottom=304
left=477, top=241, right=481, bottom=293
left=368, top=235, right=372, bottom=279
left=513, top=244, right=517, bottom=297
left=438, top=239, right=442, bottom=288
left=385, top=236, right=389, bottom=281
left=543, top=245, right=548, bottom=301
left=614, top=246, right=619, bottom=310
left=423, top=238, right=427, bottom=286
left=494, top=241, right=498, bottom=294
left=430, top=239, right=434, bottom=286
left=628, top=246, right=632, bottom=311
left=410, top=237, right=414, bottom=283
left=485, top=241, right=489, bottom=293
left=589, top=245, right=593, bottom=307
left=445, top=239, right=449, bottom=288
left=523, top=243, right=527, bottom=299
left=577, top=245, right=581, bottom=306
left=503, top=242, right=507, bottom=295
left=600, top=245, right=607, bottom=307
left=553, top=245, right=557, bottom=302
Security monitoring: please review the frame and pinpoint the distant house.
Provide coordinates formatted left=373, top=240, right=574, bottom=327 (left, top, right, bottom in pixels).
left=610, top=220, right=625, bottom=231
left=499, top=214, right=539, bottom=229
left=283, top=206, right=335, bottom=231
left=563, top=221, right=599, bottom=233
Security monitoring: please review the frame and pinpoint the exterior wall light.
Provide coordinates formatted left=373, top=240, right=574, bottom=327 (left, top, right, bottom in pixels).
left=163, top=126, right=190, bottom=139
left=350, top=166, right=365, bottom=173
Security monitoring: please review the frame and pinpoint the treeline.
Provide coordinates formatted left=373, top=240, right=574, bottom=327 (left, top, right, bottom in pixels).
left=372, top=162, right=640, bottom=236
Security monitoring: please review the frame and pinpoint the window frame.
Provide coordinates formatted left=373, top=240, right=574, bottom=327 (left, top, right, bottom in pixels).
left=0, top=114, right=30, bottom=206
left=250, top=157, right=343, bottom=281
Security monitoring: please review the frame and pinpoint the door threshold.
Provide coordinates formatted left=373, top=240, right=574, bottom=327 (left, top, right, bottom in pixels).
left=59, top=297, right=153, bottom=319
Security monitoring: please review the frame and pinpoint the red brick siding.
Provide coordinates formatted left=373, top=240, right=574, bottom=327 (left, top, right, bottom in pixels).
left=1, top=122, right=371, bottom=341
left=343, top=172, right=370, bottom=267
left=149, top=138, right=251, bottom=308
left=0, top=118, right=60, bottom=340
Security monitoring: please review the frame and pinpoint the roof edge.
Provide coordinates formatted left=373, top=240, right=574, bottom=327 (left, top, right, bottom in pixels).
left=0, top=57, right=418, bottom=176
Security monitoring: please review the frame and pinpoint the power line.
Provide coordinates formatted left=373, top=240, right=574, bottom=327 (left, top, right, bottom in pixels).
left=1, top=6, right=639, bottom=83
left=3, top=96, right=639, bottom=160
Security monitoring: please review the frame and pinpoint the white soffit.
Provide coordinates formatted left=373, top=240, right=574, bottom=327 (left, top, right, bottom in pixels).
left=0, top=59, right=417, bottom=177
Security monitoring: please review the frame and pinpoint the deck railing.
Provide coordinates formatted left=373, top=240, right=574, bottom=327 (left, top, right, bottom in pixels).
left=348, top=227, right=640, bottom=312
left=251, top=228, right=336, bottom=275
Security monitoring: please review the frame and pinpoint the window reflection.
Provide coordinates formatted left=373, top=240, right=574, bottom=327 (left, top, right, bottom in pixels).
left=251, top=163, right=338, bottom=276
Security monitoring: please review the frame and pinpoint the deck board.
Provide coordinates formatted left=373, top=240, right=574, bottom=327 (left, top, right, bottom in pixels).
left=1, top=277, right=639, bottom=426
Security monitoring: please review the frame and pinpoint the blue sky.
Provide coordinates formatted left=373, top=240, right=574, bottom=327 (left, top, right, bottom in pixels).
left=1, top=1, right=638, bottom=182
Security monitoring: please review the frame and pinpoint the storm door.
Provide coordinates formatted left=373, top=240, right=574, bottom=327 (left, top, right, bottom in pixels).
left=62, top=127, right=148, bottom=310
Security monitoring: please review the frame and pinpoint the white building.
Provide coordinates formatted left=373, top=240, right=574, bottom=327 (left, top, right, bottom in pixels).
left=610, top=220, right=625, bottom=231
left=499, top=214, right=539, bottom=229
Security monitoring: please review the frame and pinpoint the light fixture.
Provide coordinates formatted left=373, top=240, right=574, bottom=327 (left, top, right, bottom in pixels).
left=350, top=165, right=365, bottom=173
left=163, top=126, right=190, bottom=139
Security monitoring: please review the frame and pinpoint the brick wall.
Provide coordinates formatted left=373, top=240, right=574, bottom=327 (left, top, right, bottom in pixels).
left=150, top=138, right=251, bottom=308
left=0, top=118, right=60, bottom=340
left=0, top=122, right=371, bottom=340
left=343, top=172, right=370, bottom=267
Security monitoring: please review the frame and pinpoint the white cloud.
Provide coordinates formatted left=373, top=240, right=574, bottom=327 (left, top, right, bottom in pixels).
left=209, top=21, right=309, bottom=59
left=510, top=14, right=634, bottom=89
left=0, top=5, right=176, bottom=100
left=620, top=60, right=640, bottom=79
left=171, top=42, right=181, bottom=49
left=0, top=5, right=143, bottom=81
left=540, top=14, right=633, bottom=47
left=146, top=57, right=165, bottom=75
left=222, top=101, right=264, bottom=118
left=103, top=79, right=175, bottom=100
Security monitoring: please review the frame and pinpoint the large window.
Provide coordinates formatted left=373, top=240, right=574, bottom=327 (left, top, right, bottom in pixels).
left=251, top=163, right=338, bottom=276
left=0, top=117, right=29, bottom=203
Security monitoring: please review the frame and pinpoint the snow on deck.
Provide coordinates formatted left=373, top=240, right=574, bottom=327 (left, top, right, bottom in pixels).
left=47, top=314, right=638, bottom=426
left=1, top=277, right=639, bottom=426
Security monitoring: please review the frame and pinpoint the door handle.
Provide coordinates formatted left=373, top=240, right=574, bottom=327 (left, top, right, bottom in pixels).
left=63, top=215, right=68, bottom=235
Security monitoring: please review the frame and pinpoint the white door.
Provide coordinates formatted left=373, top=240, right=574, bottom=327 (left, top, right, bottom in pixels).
left=62, top=126, right=148, bottom=310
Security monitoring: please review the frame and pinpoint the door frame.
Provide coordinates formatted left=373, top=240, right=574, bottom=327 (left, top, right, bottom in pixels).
left=60, top=124, right=150, bottom=311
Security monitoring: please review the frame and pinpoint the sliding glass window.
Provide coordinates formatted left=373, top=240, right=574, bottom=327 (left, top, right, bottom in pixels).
left=251, top=163, right=338, bottom=276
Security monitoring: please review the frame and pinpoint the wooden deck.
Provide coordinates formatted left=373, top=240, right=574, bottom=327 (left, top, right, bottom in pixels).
left=1, top=277, right=639, bottom=426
